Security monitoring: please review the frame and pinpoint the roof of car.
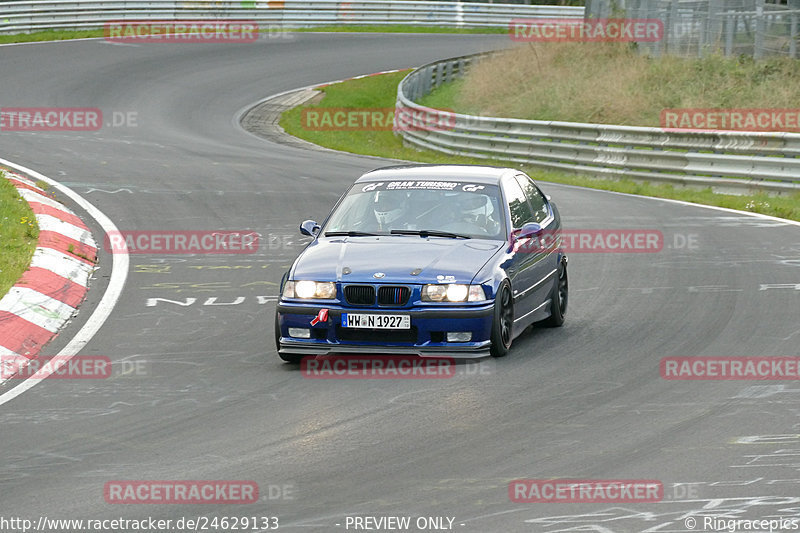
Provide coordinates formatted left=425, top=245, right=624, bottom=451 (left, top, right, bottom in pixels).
left=355, top=164, right=519, bottom=185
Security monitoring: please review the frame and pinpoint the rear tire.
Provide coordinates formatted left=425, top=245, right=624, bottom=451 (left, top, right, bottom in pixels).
left=275, top=311, right=304, bottom=364
left=543, top=259, right=568, bottom=327
left=490, top=282, right=514, bottom=358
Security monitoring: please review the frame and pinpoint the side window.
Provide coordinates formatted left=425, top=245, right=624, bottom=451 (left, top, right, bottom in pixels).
left=516, top=175, right=550, bottom=224
left=502, top=176, right=534, bottom=228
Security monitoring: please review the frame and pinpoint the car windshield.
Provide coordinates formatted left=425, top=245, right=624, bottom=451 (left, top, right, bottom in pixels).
left=322, top=181, right=506, bottom=240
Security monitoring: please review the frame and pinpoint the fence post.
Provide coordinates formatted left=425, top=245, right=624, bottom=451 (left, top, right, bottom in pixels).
left=725, top=10, right=734, bottom=56
left=708, top=0, right=723, bottom=53
left=668, top=0, right=679, bottom=55
left=754, top=0, right=765, bottom=59
left=791, top=14, right=798, bottom=59
left=652, top=4, right=664, bottom=58
left=697, top=6, right=706, bottom=57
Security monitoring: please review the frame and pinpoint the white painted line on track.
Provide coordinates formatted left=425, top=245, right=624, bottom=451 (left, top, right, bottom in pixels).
left=0, top=158, right=129, bottom=406
left=543, top=181, right=800, bottom=228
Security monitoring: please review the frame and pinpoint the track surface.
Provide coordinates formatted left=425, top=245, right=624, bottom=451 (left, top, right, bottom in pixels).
left=1, top=33, right=799, bottom=532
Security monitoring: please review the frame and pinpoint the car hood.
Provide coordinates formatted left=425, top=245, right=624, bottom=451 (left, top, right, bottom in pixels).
left=292, top=236, right=503, bottom=284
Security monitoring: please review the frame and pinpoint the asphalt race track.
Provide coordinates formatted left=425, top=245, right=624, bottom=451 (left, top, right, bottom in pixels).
left=1, top=33, right=800, bottom=532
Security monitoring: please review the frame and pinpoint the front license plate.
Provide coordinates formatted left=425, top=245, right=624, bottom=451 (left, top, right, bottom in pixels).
left=341, top=313, right=411, bottom=329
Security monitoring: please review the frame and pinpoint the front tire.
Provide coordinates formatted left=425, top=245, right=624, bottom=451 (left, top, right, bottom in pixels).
left=490, top=281, right=514, bottom=358
left=543, top=259, right=568, bottom=327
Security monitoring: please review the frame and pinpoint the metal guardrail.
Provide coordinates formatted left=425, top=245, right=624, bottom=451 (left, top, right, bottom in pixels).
left=395, top=54, right=800, bottom=194
left=0, top=0, right=584, bottom=34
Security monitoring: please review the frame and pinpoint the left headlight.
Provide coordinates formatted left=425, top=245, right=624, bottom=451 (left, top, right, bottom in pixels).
left=282, top=280, right=336, bottom=299
left=422, top=284, right=486, bottom=302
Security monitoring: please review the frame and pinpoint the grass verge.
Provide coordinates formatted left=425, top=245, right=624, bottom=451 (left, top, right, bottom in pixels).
left=0, top=170, right=39, bottom=298
left=293, top=25, right=506, bottom=34
left=0, top=29, right=105, bottom=45
left=419, top=42, right=800, bottom=126
left=279, top=70, right=800, bottom=222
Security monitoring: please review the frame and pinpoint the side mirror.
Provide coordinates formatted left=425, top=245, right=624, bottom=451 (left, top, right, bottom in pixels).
left=300, top=220, right=320, bottom=237
left=514, top=222, right=543, bottom=241
left=510, top=222, right=544, bottom=253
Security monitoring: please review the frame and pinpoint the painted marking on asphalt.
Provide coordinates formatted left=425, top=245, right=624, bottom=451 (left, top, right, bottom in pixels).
left=145, top=295, right=278, bottom=306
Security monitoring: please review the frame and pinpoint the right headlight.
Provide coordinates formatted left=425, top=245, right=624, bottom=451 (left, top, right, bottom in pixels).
left=421, top=284, right=486, bottom=302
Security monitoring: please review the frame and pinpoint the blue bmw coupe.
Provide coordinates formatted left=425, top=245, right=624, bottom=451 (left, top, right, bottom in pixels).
left=275, top=165, right=567, bottom=362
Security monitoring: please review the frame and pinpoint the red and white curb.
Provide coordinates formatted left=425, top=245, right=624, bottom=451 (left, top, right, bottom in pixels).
left=0, top=170, right=97, bottom=385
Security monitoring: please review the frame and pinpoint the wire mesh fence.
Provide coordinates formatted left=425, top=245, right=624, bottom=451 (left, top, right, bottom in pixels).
left=587, top=0, right=800, bottom=58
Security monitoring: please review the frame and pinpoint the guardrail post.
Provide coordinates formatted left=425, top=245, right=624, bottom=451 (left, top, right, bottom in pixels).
left=422, top=67, right=433, bottom=97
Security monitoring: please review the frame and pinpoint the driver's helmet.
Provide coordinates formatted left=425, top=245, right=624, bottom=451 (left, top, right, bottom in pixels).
left=373, top=191, right=404, bottom=227
left=460, top=193, right=491, bottom=223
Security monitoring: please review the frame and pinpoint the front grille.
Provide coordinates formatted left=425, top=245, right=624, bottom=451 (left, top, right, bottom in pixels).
left=344, top=285, right=375, bottom=306
left=378, top=286, right=410, bottom=306
left=336, top=325, right=418, bottom=344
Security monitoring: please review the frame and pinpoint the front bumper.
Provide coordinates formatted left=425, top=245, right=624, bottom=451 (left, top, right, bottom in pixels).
left=276, top=302, right=494, bottom=359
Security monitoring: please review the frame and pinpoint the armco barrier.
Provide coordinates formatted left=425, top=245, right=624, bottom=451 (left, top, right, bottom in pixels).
left=0, top=1, right=583, bottom=34
left=395, top=54, right=800, bottom=194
